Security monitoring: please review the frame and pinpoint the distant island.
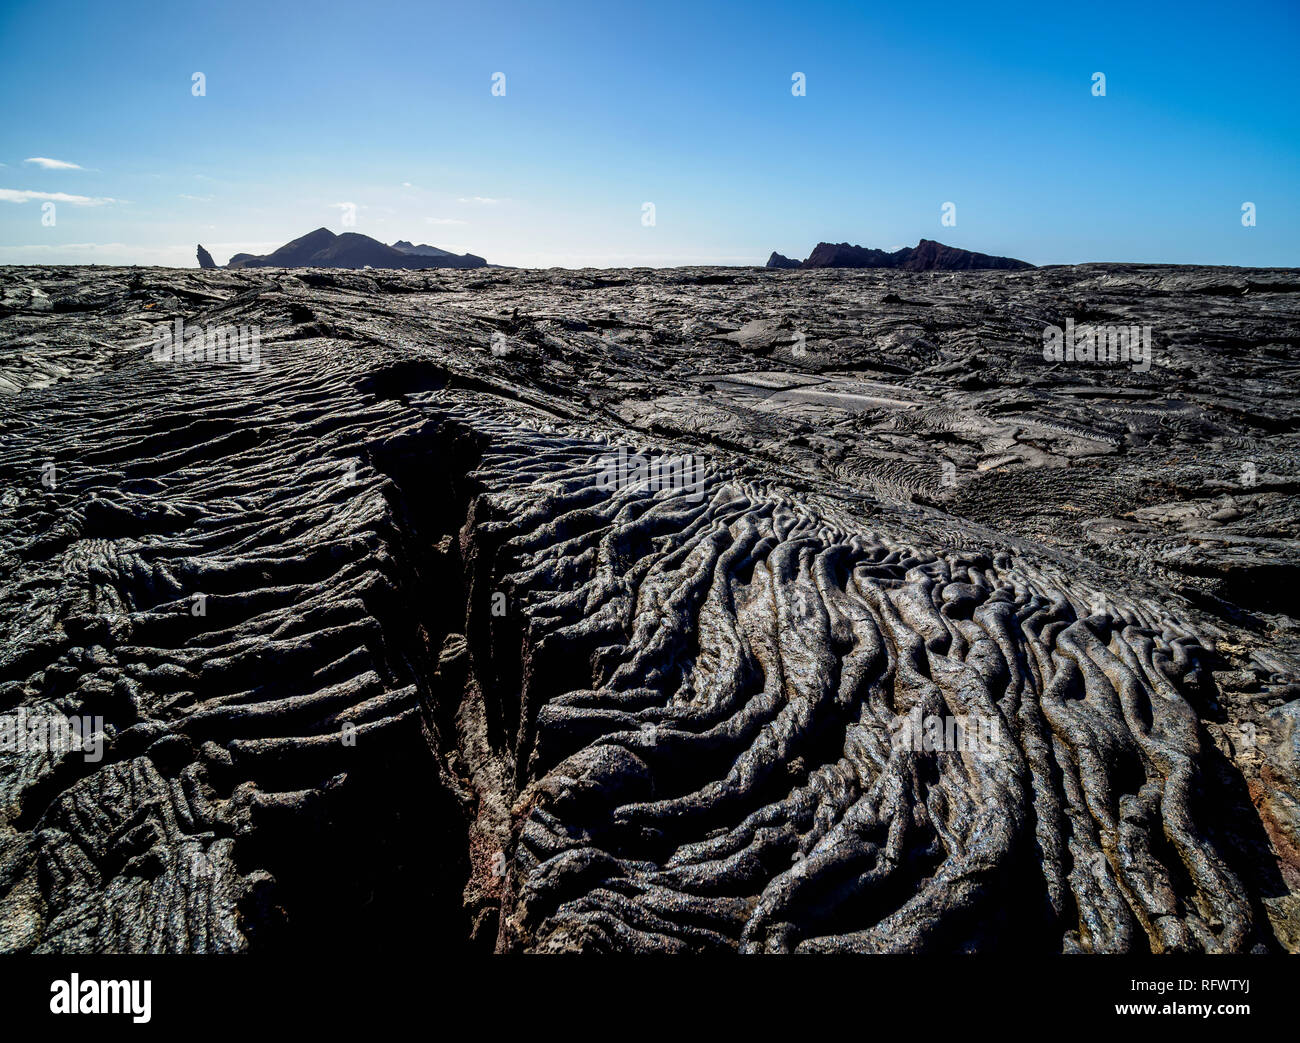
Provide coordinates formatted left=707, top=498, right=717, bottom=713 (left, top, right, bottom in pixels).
left=197, top=227, right=488, bottom=270
left=194, top=232, right=1030, bottom=272
left=767, top=238, right=1032, bottom=271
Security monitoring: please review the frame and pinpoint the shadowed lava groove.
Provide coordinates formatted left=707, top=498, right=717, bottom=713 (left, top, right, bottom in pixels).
left=1, top=262, right=1297, bottom=954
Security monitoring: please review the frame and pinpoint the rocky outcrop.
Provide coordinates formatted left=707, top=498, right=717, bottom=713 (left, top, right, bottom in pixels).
left=218, top=228, right=487, bottom=270
left=800, top=242, right=909, bottom=268
left=390, top=240, right=488, bottom=267
left=901, top=238, right=1033, bottom=271
left=766, top=252, right=802, bottom=269
left=196, top=245, right=216, bottom=269
left=771, top=239, right=1032, bottom=270
left=0, top=261, right=1295, bottom=954
left=391, top=239, right=454, bottom=257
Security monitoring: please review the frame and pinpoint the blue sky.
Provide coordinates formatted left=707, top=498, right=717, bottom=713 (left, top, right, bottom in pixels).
left=1, top=0, right=1296, bottom=268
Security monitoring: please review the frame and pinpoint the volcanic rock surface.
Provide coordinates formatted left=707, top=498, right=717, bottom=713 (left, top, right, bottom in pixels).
left=0, top=261, right=1297, bottom=954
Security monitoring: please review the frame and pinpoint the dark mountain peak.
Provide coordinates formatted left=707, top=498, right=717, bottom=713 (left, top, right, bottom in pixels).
left=292, top=227, right=338, bottom=246
left=196, top=244, right=216, bottom=269
left=766, top=252, right=802, bottom=269
left=391, top=240, right=456, bottom=258
left=291, top=227, right=339, bottom=248
left=769, top=239, right=1032, bottom=271
left=901, top=238, right=1032, bottom=271
left=801, top=242, right=910, bottom=268
left=214, top=227, right=488, bottom=270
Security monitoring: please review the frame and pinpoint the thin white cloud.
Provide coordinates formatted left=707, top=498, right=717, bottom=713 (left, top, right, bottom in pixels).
left=0, top=241, right=284, bottom=266
left=24, top=157, right=84, bottom=170
left=457, top=196, right=502, bottom=204
left=499, top=251, right=757, bottom=268
left=178, top=193, right=213, bottom=202
left=426, top=217, right=468, bottom=225
left=205, top=241, right=282, bottom=252
left=401, top=181, right=414, bottom=188
left=0, top=242, right=761, bottom=269
left=0, top=242, right=186, bottom=265
left=0, top=188, right=116, bottom=205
